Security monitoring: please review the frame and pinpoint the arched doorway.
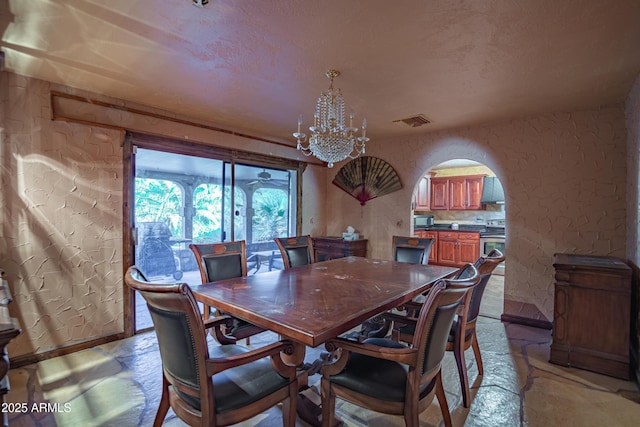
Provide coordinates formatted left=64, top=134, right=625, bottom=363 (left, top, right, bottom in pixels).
left=412, top=158, right=506, bottom=319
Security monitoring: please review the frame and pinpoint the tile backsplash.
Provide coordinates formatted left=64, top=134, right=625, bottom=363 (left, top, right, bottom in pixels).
left=414, top=203, right=505, bottom=225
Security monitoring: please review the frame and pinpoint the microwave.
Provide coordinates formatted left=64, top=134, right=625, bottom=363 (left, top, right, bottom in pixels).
left=414, top=215, right=434, bottom=228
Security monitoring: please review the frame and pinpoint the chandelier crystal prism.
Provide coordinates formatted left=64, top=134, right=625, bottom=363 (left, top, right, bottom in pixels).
left=293, top=69, right=369, bottom=168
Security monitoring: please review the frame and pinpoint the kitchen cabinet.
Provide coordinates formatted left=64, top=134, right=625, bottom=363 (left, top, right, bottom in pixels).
left=431, top=175, right=485, bottom=210
left=436, top=231, right=480, bottom=266
left=414, top=230, right=438, bottom=264
left=550, top=254, right=632, bottom=379
left=460, top=175, right=484, bottom=210
left=430, top=178, right=449, bottom=210
left=448, top=177, right=467, bottom=210
left=414, top=176, right=430, bottom=210
left=312, top=237, right=368, bottom=262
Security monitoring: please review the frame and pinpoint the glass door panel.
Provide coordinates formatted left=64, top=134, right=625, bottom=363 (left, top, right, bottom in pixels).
left=133, top=148, right=225, bottom=330
left=234, top=163, right=297, bottom=274
left=132, top=149, right=299, bottom=331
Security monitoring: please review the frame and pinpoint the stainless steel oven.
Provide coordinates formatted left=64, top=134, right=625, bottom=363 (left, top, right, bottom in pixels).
left=480, top=219, right=505, bottom=275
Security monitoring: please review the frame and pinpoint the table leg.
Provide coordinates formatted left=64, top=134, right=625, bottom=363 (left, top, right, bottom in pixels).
left=287, top=346, right=343, bottom=427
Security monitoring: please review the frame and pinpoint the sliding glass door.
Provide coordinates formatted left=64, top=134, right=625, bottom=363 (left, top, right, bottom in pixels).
left=131, top=147, right=298, bottom=331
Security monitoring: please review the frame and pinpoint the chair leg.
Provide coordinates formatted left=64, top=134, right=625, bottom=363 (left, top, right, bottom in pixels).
left=282, top=383, right=298, bottom=427
left=454, top=339, right=471, bottom=408
left=435, top=371, right=452, bottom=427
left=403, top=396, right=420, bottom=427
left=471, top=332, right=483, bottom=375
left=153, top=376, right=170, bottom=427
left=320, top=378, right=336, bottom=427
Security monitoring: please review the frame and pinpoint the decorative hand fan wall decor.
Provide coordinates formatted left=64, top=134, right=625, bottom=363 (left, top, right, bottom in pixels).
left=332, top=156, right=402, bottom=206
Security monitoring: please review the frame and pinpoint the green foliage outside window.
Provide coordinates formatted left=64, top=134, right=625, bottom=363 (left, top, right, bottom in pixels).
left=136, top=178, right=290, bottom=244
left=135, top=178, right=183, bottom=238
left=252, top=189, right=288, bottom=241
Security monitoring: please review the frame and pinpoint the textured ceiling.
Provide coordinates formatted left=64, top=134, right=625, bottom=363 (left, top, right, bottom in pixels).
left=2, top=0, right=640, bottom=146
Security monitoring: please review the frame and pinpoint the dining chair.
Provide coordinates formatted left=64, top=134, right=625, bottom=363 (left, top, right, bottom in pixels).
left=392, top=249, right=505, bottom=408
left=355, top=235, right=437, bottom=340
left=189, top=241, right=265, bottom=345
left=448, top=249, right=504, bottom=407
left=274, top=235, right=315, bottom=269
left=320, top=264, right=480, bottom=427
left=124, top=266, right=298, bottom=427
left=392, top=235, right=435, bottom=265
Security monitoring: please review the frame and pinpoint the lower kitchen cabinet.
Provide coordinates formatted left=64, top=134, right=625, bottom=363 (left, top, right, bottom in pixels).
left=436, top=231, right=480, bottom=266
left=312, top=237, right=368, bottom=262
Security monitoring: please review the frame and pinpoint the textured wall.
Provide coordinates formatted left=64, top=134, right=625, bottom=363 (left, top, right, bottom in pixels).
left=327, top=107, right=628, bottom=321
left=625, top=74, right=640, bottom=380
left=0, top=68, right=631, bottom=357
left=1, top=71, right=327, bottom=358
left=1, top=73, right=124, bottom=356
left=300, top=164, right=327, bottom=236
left=626, top=76, right=640, bottom=266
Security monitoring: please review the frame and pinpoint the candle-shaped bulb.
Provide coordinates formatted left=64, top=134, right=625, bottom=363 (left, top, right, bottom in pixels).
left=349, top=111, right=354, bottom=128
left=297, top=114, right=302, bottom=133
left=362, top=118, right=367, bottom=138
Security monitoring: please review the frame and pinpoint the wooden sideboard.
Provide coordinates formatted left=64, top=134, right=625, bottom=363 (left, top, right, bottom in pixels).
left=312, top=237, right=368, bottom=262
left=550, top=254, right=632, bottom=379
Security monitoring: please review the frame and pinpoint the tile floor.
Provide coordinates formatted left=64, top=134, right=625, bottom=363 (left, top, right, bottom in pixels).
left=5, top=274, right=640, bottom=426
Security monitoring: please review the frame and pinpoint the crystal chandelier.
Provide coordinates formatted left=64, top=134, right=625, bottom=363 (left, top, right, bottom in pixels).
left=293, top=69, right=369, bottom=168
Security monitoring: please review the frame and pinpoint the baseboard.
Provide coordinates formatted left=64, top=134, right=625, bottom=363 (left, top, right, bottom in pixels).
left=9, top=333, right=126, bottom=369
left=500, top=313, right=553, bottom=330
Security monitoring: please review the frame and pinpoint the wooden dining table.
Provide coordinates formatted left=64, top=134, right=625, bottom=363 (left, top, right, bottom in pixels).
left=192, top=256, right=457, bottom=426
left=191, top=256, right=457, bottom=351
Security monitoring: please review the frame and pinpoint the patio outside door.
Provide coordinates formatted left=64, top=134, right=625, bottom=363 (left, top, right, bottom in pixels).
left=132, top=148, right=297, bottom=331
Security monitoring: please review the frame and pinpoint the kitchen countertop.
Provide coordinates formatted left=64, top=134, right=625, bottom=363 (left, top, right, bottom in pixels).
left=415, top=224, right=487, bottom=232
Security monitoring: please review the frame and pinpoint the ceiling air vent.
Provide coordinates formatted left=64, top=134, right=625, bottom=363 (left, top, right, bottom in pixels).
left=393, top=114, right=431, bottom=128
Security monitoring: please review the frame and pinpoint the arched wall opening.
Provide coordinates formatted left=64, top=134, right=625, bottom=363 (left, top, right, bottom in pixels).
left=411, top=153, right=506, bottom=319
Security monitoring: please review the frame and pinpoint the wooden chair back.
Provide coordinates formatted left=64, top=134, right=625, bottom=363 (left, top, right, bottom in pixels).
left=413, top=264, right=480, bottom=373
left=125, top=266, right=215, bottom=425
left=189, top=241, right=248, bottom=284
left=448, top=250, right=504, bottom=408
left=125, top=266, right=298, bottom=427
left=321, top=264, right=479, bottom=427
left=274, top=235, right=315, bottom=269
left=189, top=240, right=264, bottom=344
left=392, top=235, right=435, bottom=265
left=467, top=249, right=505, bottom=322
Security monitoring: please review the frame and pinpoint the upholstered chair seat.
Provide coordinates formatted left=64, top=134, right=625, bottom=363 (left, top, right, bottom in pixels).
left=208, top=344, right=292, bottom=414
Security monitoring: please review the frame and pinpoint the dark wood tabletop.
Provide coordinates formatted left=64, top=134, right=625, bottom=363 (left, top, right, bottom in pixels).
left=191, top=256, right=457, bottom=348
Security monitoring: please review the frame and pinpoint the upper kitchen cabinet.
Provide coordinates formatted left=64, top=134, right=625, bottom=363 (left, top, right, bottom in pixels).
left=414, top=175, right=430, bottom=210
left=430, top=178, right=449, bottom=210
left=431, top=175, right=485, bottom=210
